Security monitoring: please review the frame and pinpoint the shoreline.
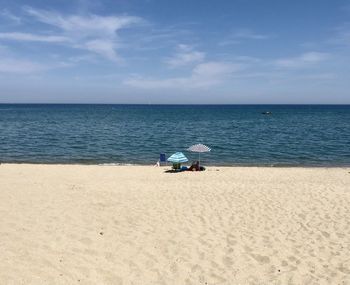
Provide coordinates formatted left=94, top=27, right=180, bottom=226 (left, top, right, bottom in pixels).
left=1, top=162, right=350, bottom=168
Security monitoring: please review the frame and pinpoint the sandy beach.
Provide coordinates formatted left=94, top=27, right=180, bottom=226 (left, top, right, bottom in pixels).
left=0, top=164, right=349, bottom=284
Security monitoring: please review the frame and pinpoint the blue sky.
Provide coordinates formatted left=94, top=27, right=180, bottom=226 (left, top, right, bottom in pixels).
left=0, top=0, right=349, bottom=103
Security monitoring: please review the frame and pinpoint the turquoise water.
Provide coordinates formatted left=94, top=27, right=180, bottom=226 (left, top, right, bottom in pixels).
left=0, top=104, right=349, bottom=166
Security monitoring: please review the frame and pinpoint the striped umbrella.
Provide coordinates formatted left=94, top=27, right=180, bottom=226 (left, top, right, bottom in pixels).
left=187, top=144, right=211, bottom=168
left=167, top=152, right=188, bottom=163
left=167, top=152, right=188, bottom=170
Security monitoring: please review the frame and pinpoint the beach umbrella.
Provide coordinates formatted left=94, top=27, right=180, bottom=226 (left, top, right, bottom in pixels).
left=167, top=152, right=188, bottom=163
left=167, top=152, right=188, bottom=170
left=187, top=144, right=211, bottom=167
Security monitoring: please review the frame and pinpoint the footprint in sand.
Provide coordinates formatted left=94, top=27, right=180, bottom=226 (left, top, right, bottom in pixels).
left=250, top=253, right=270, bottom=264
left=338, top=265, right=350, bottom=275
left=222, top=256, right=234, bottom=268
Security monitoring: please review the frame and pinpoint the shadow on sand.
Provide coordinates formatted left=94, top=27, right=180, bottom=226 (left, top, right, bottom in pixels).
left=164, top=169, right=185, bottom=174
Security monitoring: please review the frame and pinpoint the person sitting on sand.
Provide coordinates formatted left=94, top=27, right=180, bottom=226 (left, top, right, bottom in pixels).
left=188, top=161, right=200, bottom=171
left=188, top=161, right=206, bottom=171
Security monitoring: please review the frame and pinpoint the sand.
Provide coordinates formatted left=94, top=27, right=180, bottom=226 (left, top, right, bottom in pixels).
left=0, top=164, right=349, bottom=285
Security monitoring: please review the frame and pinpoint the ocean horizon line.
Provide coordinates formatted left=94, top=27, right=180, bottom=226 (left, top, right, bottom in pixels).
left=1, top=103, right=350, bottom=106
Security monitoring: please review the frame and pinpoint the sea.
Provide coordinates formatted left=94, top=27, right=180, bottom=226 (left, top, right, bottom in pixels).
left=0, top=104, right=349, bottom=166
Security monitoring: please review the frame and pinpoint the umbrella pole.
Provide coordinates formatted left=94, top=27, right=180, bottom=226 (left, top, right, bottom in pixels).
left=198, top=153, right=200, bottom=169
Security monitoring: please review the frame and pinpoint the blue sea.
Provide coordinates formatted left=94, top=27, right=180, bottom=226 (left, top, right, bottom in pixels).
left=0, top=104, right=349, bottom=166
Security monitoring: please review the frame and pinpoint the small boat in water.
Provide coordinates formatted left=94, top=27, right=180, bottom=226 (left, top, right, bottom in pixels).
left=261, top=111, right=272, bottom=115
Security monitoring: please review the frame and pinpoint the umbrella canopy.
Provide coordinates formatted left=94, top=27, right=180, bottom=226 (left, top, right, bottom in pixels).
left=167, top=152, right=188, bottom=163
left=187, top=144, right=211, bottom=168
left=187, top=144, right=211, bottom=153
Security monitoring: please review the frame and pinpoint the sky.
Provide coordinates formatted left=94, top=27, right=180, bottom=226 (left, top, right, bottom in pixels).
left=0, top=0, right=349, bottom=104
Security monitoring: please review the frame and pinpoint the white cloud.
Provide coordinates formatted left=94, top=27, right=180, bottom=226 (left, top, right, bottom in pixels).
left=124, top=61, right=241, bottom=89
left=24, top=7, right=141, bottom=37
left=275, top=52, right=329, bottom=68
left=220, top=28, right=271, bottom=46
left=0, top=32, right=68, bottom=43
left=0, top=9, right=21, bottom=24
left=3, top=6, right=143, bottom=62
left=84, top=39, right=121, bottom=61
left=165, top=44, right=205, bottom=67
